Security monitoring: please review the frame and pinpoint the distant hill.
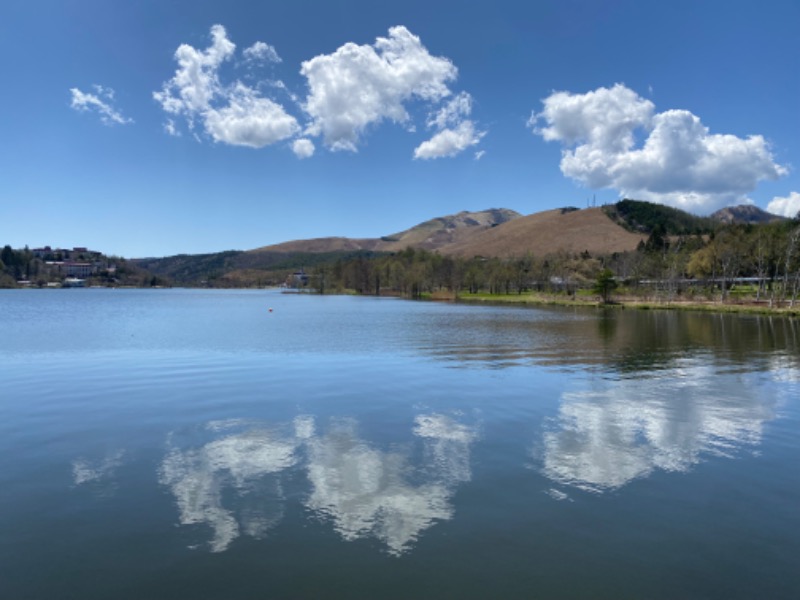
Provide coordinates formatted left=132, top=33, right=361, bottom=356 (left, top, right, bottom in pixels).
left=134, top=249, right=381, bottom=286
left=710, top=205, right=786, bottom=224
left=250, top=208, right=521, bottom=254
left=134, top=208, right=520, bottom=285
left=439, top=207, right=646, bottom=257
left=603, top=199, right=715, bottom=235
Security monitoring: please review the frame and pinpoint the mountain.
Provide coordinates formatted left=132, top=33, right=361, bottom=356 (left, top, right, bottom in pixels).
left=140, top=200, right=782, bottom=286
left=710, top=205, right=786, bottom=224
left=250, top=208, right=521, bottom=254
left=439, top=207, right=646, bottom=257
left=134, top=208, right=521, bottom=285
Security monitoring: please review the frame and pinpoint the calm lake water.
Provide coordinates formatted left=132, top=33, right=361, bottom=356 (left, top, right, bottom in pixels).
left=1, top=289, right=798, bottom=599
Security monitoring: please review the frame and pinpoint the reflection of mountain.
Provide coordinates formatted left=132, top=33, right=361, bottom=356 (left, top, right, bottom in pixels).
left=541, top=360, right=777, bottom=492
left=158, top=413, right=476, bottom=555
left=305, top=414, right=476, bottom=556
left=159, top=419, right=301, bottom=552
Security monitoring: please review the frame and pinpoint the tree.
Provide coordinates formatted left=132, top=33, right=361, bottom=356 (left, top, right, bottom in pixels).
left=592, top=268, right=618, bottom=304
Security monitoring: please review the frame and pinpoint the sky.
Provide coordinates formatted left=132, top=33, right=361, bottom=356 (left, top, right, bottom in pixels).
left=1, top=0, right=799, bottom=258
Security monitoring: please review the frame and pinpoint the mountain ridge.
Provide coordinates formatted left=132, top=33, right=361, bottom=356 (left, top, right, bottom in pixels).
left=250, top=208, right=521, bottom=254
left=134, top=201, right=787, bottom=286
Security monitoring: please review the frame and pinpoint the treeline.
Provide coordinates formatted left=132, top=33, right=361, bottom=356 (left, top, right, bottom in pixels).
left=134, top=248, right=389, bottom=288
left=306, top=219, right=800, bottom=307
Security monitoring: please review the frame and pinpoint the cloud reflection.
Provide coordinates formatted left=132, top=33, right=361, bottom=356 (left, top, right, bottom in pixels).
left=541, top=359, right=777, bottom=492
left=159, top=419, right=301, bottom=552
left=306, top=414, right=475, bottom=555
left=158, top=413, right=476, bottom=555
left=72, top=450, right=126, bottom=486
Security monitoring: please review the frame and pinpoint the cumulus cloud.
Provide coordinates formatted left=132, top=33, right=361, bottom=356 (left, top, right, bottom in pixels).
left=414, top=120, right=485, bottom=160
left=414, top=92, right=486, bottom=160
left=300, top=26, right=460, bottom=152
left=767, top=192, right=800, bottom=219
left=292, top=138, right=315, bottom=159
left=243, top=41, right=281, bottom=64
left=154, top=24, right=298, bottom=148
left=427, top=91, right=473, bottom=129
left=70, top=85, right=132, bottom=125
left=154, top=24, right=480, bottom=159
left=203, top=82, right=300, bottom=147
left=531, top=83, right=787, bottom=213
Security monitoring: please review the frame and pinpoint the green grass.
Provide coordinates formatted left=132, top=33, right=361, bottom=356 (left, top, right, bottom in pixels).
left=455, top=291, right=800, bottom=316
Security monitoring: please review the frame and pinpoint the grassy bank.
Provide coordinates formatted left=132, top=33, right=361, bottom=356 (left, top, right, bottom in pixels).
left=453, top=291, right=800, bottom=317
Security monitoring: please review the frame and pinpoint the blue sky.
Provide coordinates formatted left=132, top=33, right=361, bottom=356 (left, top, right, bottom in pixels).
left=1, top=0, right=798, bottom=257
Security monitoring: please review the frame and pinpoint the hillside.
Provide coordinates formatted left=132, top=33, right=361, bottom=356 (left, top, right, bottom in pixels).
left=439, top=207, right=646, bottom=257
left=250, top=208, right=520, bottom=254
left=376, top=208, right=521, bottom=251
left=710, top=205, right=786, bottom=224
left=135, top=208, right=521, bottom=285
left=249, top=237, right=380, bottom=254
left=603, top=199, right=714, bottom=235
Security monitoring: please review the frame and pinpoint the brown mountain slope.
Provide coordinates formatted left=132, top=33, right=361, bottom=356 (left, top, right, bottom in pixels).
left=250, top=208, right=521, bottom=254
left=377, top=208, right=520, bottom=251
left=251, top=236, right=380, bottom=253
left=440, top=207, right=646, bottom=257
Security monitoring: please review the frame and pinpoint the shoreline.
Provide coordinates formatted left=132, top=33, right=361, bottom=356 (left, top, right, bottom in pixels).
left=447, top=291, right=800, bottom=317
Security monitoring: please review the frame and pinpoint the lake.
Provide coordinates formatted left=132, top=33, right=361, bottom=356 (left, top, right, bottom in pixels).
left=1, top=289, right=798, bottom=599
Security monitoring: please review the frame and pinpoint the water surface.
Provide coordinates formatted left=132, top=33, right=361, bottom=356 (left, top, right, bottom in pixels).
left=1, top=289, right=798, bottom=598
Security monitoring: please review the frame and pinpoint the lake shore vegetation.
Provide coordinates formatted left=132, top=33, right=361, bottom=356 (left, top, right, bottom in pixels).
left=303, top=218, right=800, bottom=315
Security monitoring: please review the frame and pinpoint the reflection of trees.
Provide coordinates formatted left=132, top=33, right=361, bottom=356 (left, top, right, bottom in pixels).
left=409, top=307, right=800, bottom=374
left=158, top=413, right=476, bottom=555
left=541, top=359, right=777, bottom=492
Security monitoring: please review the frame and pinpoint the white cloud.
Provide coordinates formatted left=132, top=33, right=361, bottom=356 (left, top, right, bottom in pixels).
left=292, top=138, right=315, bottom=159
left=154, top=24, right=234, bottom=118
left=767, top=192, right=800, bottom=218
left=474, top=150, right=486, bottom=161
left=164, top=118, right=179, bottom=136
left=300, top=26, right=458, bottom=151
left=203, top=82, right=299, bottom=147
left=155, top=24, right=481, bottom=159
left=70, top=86, right=132, bottom=125
left=414, top=120, right=485, bottom=160
left=154, top=24, right=298, bottom=149
left=427, top=91, right=473, bottom=130
left=414, top=91, right=485, bottom=159
left=531, top=83, right=787, bottom=213
left=243, top=41, right=281, bottom=64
